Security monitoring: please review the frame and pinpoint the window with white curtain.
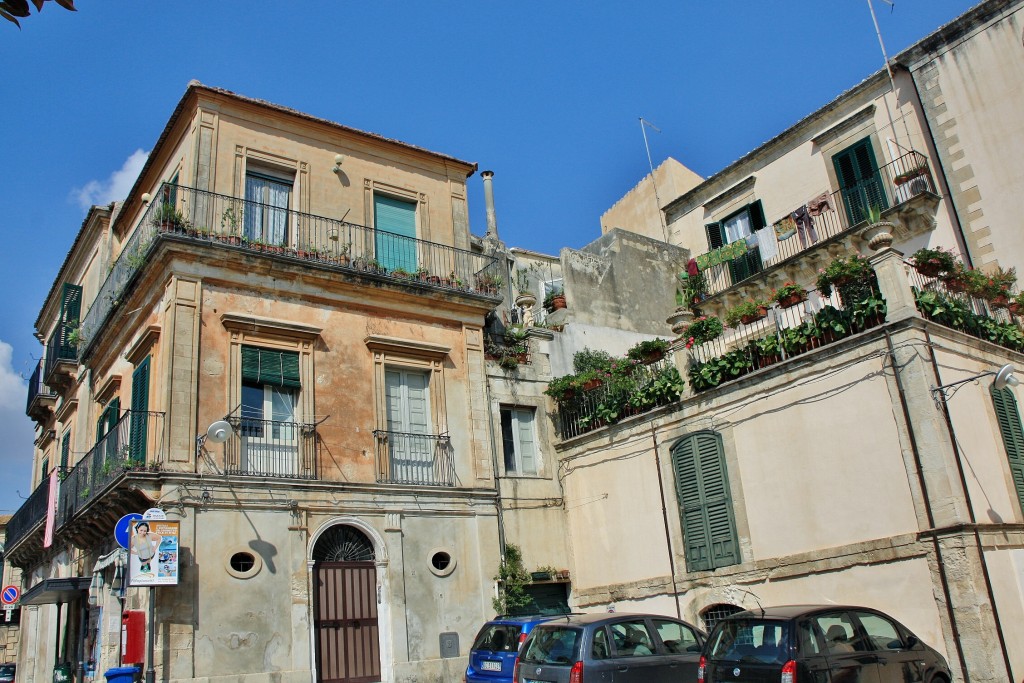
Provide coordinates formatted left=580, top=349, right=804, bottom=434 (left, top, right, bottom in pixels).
left=244, top=171, right=292, bottom=246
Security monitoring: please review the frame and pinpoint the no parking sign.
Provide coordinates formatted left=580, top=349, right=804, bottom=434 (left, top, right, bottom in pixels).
left=1, top=585, right=19, bottom=605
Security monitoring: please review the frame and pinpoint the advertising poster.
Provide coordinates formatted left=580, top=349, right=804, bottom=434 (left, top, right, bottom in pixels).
left=129, top=519, right=179, bottom=586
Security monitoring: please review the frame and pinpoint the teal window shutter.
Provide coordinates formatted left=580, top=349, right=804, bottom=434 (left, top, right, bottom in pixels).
left=671, top=432, right=740, bottom=571
left=40, top=457, right=49, bottom=483
left=241, top=346, right=301, bottom=389
left=374, top=194, right=418, bottom=273
left=705, top=222, right=724, bottom=251
left=60, top=432, right=71, bottom=470
left=130, top=357, right=151, bottom=462
left=992, top=385, right=1024, bottom=512
left=61, top=283, right=82, bottom=324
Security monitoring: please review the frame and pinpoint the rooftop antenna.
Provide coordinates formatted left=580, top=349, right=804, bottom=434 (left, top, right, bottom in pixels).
left=866, top=0, right=914, bottom=158
left=639, top=117, right=670, bottom=243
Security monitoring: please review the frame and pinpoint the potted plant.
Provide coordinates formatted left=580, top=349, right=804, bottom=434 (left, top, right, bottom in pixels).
left=816, top=255, right=874, bottom=298
left=475, top=272, right=504, bottom=294
left=771, top=282, right=807, bottom=309
left=725, top=298, right=770, bottom=327
left=626, top=338, right=670, bottom=364
left=973, top=266, right=1016, bottom=306
left=544, top=375, right=579, bottom=402
left=680, top=315, right=724, bottom=349
left=391, top=267, right=413, bottom=279
left=544, top=285, right=566, bottom=312
left=514, top=268, right=537, bottom=308
left=1010, top=292, right=1024, bottom=316
left=910, top=246, right=958, bottom=279
left=893, top=162, right=928, bottom=186
left=750, top=334, right=781, bottom=368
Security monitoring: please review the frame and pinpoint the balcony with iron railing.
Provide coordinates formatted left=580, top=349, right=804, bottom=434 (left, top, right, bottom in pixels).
left=79, top=184, right=502, bottom=357
left=4, top=475, right=51, bottom=557
left=223, top=416, right=320, bottom=479
left=373, top=430, right=455, bottom=486
left=696, top=151, right=937, bottom=301
left=26, top=359, right=57, bottom=423
left=56, top=409, right=165, bottom=529
left=43, top=322, right=78, bottom=386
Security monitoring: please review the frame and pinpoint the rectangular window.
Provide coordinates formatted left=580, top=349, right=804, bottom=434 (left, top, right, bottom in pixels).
left=991, top=385, right=1024, bottom=513
left=40, top=456, right=50, bottom=483
left=832, top=137, right=888, bottom=225
left=239, top=346, right=300, bottom=476
left=244, top=171, right=292, bottom=246
left=383, top=368, right=433, bottom=482
left=705, top=201, right=765, bottom=285
left=500, top=406, right=538, bottom=475
left=129, top=357, right=151, bottom=463
left=373, top=194, right=418, bottom=273
left=60, top=431, right=71, bottom=471
left=671, top=431, right=740, bottom=571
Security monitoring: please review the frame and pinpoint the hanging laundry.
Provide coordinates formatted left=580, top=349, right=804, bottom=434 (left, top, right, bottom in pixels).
left=774, top=215, right=798, bottom=242
left=754, top=226, right=778, bottom=262
left=793, top=206, right=818, bottom=248
left=807, top=192, right=833, bottom=217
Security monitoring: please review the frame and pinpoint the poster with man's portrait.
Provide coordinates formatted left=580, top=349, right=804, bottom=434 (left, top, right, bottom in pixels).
left=129, top=519, right=179, bottom=586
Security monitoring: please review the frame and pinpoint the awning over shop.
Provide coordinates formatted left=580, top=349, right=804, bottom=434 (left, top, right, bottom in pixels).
left=20, top=577, right=91, bottom=605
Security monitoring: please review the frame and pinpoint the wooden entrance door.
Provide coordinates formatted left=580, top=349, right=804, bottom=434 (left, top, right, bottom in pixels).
left=314, top=562, right=381, bottom=683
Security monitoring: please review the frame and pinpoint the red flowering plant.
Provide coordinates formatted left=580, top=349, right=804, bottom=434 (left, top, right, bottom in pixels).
left=771, top=282, right=806, bottom=305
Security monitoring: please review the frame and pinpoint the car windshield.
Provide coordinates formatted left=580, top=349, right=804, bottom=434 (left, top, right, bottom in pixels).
left=521, top=626, right=581, bottom=665
left=707, top=619, right=791, bottom=664
left=471, top=624, right=521, bottom=653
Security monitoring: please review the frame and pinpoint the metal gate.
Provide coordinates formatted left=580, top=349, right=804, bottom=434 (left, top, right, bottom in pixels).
left=314, top=562, right=381, bottom=683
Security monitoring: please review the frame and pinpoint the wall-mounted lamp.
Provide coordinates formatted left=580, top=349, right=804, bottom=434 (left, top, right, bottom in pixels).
left=140, top=192, right=152, bottom=205
left=931, top=363, right=1018, bottom=403
left=332, top=154, right=345, bottom=175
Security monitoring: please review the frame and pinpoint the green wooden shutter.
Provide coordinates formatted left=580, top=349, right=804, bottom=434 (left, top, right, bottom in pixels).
left=705, top=222, right=724, bottom=251
left=130, top=357, right=151, bottom=463
left=374, top=194, right=418, bottom=272
left=40, top=457, right=49, bottom=483
left=60, top=283, right=82, bottom=324
left=672, top=432, right=740, bottom=571
left=833, top=138, right=888, bottom=225
left=241, top=346, right=301, bottom=389
left=992, top=386, right=1024, bottom=511
left=727, top=203, right=764, bottom=285
left=60, top=432, right=71, bottom=470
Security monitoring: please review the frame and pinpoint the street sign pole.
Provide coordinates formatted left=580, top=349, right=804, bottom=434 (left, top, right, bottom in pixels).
left=146, top=586, right=155, bottom=683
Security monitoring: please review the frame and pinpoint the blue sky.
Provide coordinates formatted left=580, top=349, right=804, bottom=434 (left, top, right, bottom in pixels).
left=0, top=0, right=976, bottom=512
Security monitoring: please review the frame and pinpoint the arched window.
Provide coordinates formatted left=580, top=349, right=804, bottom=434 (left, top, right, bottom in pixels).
left=312, top=525, right=375, bottom=563
left=700, top=603, right=744, bottom=632
left=671, top=431, right=740, bottom=571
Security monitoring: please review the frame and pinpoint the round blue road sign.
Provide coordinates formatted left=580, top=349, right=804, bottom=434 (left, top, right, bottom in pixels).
left=1, top=586, right=19, bottom=605
left=115, top=513, right=144, bottom=549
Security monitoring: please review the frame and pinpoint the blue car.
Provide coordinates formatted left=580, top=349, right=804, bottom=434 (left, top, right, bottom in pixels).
left=465, top=615, right=554, bottom=683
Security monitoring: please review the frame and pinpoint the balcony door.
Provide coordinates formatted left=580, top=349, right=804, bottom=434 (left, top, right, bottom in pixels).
left=384, top=368, right=431, bottom=483
left=373, top=194, right=417, bottom=273
left=245, top=172, right=291, bottom=246
left=833, top=138, right=888, bottom=226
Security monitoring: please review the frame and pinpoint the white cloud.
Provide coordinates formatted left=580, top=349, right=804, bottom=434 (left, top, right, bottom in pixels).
left=72, top=148, right=149, bottom=210
left=0, top=340, right=37, bottom=513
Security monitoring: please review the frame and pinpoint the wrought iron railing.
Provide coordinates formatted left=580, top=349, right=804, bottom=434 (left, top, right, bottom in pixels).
left=26, top=359, right=56, bottom=416
left=699, top=150, right=935, bottom=297
left=372, top=430, right=455, bottom=486
left=56, top=410, right=165, bottom=528
left=223, top=417, right=319, bottom=479
left=556, top=358, right=683, bottom=439
left=5, top=476, right=51, bottom=552
left=79, top=184, right=502, bottom=356
left=43, top=323, right=77, bottom=381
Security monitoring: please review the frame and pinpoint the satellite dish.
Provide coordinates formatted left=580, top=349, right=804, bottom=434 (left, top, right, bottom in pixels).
left=206, top=420, right=234, bottom=444
left=994, top=364, right=1019, bottom=391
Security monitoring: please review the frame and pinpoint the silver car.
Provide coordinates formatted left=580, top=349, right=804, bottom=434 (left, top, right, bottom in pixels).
left=515, top=612, right=705, bottom=683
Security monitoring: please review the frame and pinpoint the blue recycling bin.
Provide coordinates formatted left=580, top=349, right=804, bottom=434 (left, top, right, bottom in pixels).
left=103, top=667, right=139, bottom=683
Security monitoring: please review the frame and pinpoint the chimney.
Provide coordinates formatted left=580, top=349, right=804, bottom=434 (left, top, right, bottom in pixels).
left=481, top=170, right=499, bottom=239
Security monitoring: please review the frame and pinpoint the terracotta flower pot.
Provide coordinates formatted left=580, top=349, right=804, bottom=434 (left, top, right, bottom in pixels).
left=990, top=294, right=1011, bottom=309
left=914, top=261, right=944, bottom=278
left=740, top=306, right=769, bottom=325
left=777, top=292, right=807, bottom=309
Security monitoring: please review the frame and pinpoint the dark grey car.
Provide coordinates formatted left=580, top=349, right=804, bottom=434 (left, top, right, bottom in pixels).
left=515, top=612, right=705, bottom=683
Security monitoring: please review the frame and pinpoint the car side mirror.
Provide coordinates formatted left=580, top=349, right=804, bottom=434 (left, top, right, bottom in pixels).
left=904, top=635, right=919, bottom=649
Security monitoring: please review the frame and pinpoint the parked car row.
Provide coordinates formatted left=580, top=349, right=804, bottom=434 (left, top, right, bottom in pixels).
left=466, top=605, right=951, bottom=683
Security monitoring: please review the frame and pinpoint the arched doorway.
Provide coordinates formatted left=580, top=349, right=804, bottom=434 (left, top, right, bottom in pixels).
left=312, top=525, right=380, bottom=683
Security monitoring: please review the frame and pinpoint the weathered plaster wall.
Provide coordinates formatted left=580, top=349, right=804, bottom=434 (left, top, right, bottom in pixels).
left=600, top=157, right=704, bottom=240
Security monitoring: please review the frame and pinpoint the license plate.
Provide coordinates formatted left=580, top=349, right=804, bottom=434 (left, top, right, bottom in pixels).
left=481, top=661, right=501, bottom=671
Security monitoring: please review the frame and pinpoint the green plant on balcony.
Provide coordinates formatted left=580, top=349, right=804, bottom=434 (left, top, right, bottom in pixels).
left=893, top=163, right=928, bottom=186
left=771, top=282, right=807, bottom=308
left=814, top=305, right=852, bottom=341
left=79, top=486, right=91, bottom=500
left=544, top=374, right=579, bottom=402
left=493, top=543, right=531, bottom=615
left=476, top=272, right=504, bottom=293
left=725, top=298, right=770, bottom=327
left=627, top=365, right=685, bottom=409
left=152, top=202, right=188, bottom=231
left=543, top=284, right=566, bottom=312
left=816, top=255, right=874, bottom=297
left=972, top=266, right=1016, bottom=305
left=679, top=315, right=724, bottom=349
left=220, top=205, right=242, bottom=236
left=65, top=322, right=84, bottom=348
left=626, top=338, right=670, bottom=363
left=749, top=334, right=782, bottom=368
left=678, top=258, right=708, bottom=310
left=687, top=348, right=753, bottom=392
left=780, top=321, right=818, bottom=356
left=391, top=267, right=414, bottom=279
left=498, top=354, right=520, bottom=370
left=573, top=347, right=613, bottom=375
left=909, top=247, right=958, bottom=279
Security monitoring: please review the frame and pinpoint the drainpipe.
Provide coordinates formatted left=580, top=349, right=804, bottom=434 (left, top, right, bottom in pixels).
left=650, top=425, right=682, bottom=619
left=481, top=171, right=499, bottom=241
left=882, top=330, right=969, bottom=681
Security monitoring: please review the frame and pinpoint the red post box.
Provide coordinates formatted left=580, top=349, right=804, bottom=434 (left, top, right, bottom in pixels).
left=121, top=610, right=145, bottom=665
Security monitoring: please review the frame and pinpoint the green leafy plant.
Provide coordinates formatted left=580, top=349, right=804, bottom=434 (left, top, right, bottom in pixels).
left=544, top=374, right=579, bottom=401
left=573, top=348, right=614, bottom=375
left=910, top=247, right=958, bottom=278
left=725, top=299, right=770, bottom=327
left=971, top=266, right=1016, bottom=301
left=626, top=338, right=670, bottom=362
left=816, top=255, right=874, bottom=297
left=493, top=543, right=532, bottom=616
left=543, top=284, right=565, bottom=310
left=687, top=349, right=754, bottom=392
left=680, top=316, right=724, bottom=348
left=771, top=282, right=806, bottom=305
